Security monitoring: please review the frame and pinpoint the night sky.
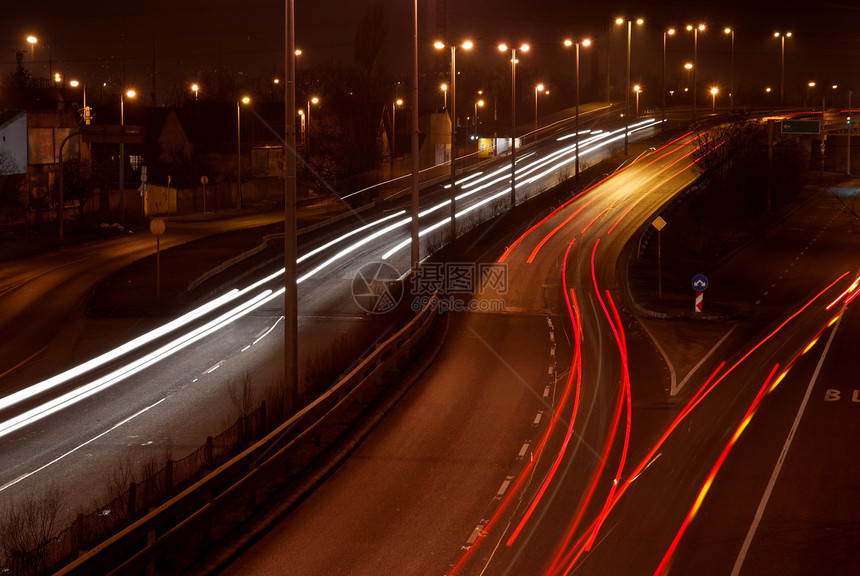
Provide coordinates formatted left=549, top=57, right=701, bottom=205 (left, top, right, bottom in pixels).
left=2, top=1, right=858, bottom=107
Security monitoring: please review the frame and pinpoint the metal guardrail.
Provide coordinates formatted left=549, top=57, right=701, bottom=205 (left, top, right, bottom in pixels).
left=54, top=291, right=441, bottom=576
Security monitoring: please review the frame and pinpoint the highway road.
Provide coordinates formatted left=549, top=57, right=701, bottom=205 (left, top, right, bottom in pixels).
left=222, top=142, right=860, bottom=575
left=0, top=108, right=661, bottom=538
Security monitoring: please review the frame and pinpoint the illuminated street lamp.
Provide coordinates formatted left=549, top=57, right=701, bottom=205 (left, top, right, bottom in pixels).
left=70, top=80, right=91, bottom=125
left=564, top=37, right=591, bottom=175
left=686, top=24, right=705, bottom=119
left=391, top=97, right=404, bottom=167
left=474, top=98, right=484, bottom=143
left=191, top=83, right=199, bottom=100
left=662, top=28, right=675, bottom=130
left=441, top=83, right=448, bottom=110
left=305, top=96, right=319, bottom=189
left=616, top=18, right=644, bottom=155
left=435, top=39, right=473, bottom=244
left=634, top=84, right=642, bottom=116
left=724, top=28, right=735, bottom=111
left=26, top=35, right=37, bottom=74
left=534, top=83, right=549, bottom=137
left=710, top=86, right=719, bottom=111
left=499, top=42, right=529, bottom=208
left=119, top=89, right=136, bottom=225
left=237, top=96, right=250, bottom=210
left=774, top=31, right=792, bottom=105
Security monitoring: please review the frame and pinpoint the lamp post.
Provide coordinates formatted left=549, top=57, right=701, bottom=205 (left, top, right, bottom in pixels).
left=434, top=39, right=473, bottom=246
left=474, top=98, right=484, bottom=144
left=724, top=28, right=735, bottom=111
left=499, top=42, right=529, bottom=208
left=616, top=18, right=643, bottom=156
left=686, top=24, right=705, bottom=119
left=237, top=96, right=249, bottom=210
left=119, top=89, right=136, bottom=226
left=710, top=87, right=719, bottom=111
left=391, top=97, right=403, bottom=168
left=70, top=80, right=91, bottom=125
left=564, top=38, right=591, bottom=176
left=441, top=83, right=448, bottom=110
left=775, top=32, right=792, bottom=106
left=634, top=85, right=642, bottom=116
left=662, top=29, right=675, bottom=131
left=26, top=35, right=37, bottom=76
left=534, top=83, right=549, bottom=139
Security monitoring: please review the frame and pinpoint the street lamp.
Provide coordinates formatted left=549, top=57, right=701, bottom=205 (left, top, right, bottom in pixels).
left=534, top=83, right=549, bottom=138
left=191, top=83, right=199, bottom=100
left=724, top=28, right=735, bottom=111
left=686, top=24, right=705, bottom=119
left=634, top=85, right=642, bottom=116
left=441, top=83, right=448, bottom=110
left=119, top=89, right=136, bottom=225
left=434, top=39, right=473, bottom=245
left=564, top=38, right=591, bottom=176
left=70, top=80, right=91, bottom=125
left=616, top=18, right=643, bottom=155
left=305, top=96, right=319, bottom=189
left=474, top=98, right=484, bottom=143
left=662, top=29, right=675, bottom=131
left=391, top=97, right=403, bottom=168
left=237, top=96, right=250, bottom=210
left=499, top=42, right=529, bottom=208
left=774, top=31, right=792, bottom=106
left=710, top=86, right=719, bottom=111
left=26, top=35, right=37, bottom=75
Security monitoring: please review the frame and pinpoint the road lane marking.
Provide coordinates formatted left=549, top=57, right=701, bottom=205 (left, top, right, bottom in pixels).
left=0, top=398, right=167, bottom=493
left=674, top=326, right=737, bottom=396
left=731, top=312, right=843, bottom=575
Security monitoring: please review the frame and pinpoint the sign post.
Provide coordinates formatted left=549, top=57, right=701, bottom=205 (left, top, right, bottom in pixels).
left=692, top=274, right=708, bottom=313
left=652, top=216, right=667, bottom=299
left=150, top=218, right=166, bottom=301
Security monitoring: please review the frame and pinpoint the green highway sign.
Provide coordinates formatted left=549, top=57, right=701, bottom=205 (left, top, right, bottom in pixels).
left=781, top=119, right=820, bottom=135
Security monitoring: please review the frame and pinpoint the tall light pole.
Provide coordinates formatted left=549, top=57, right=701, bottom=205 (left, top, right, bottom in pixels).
left=119, top=89, right=136, bottom=226
left=306, top=95, right=319, bottom=181
left=564, top=38, right=591, bottom=176
left=775, top=32, right=792, bottom=106
left=26, top=35, right=37, bottom=76
left=634, top=85, right=642, bottom=116
left=285, top=0, right=298, bottom=405
left=434, top=39, right=473, bottom=246
left=710, top=86, right=719, bottom=111
left=499, top=42, right=529, bottom=209
left=474, top=99, right=484, bottom=144
left=662, top=29, right=675, bottom=131
left=441, top=83, right=448, bottom=110
left=534, top=83, right=548, bottom=138
left=616, top=18, right=643, bottom=156
left=237, top=96, right=249, bottom=210
left=848, top=90, right=852, bottom=176
left=724, top=28, right=735, bottom=111
left=391, top=97, right=403, bottom=169
left=686, top=24, right=705, bottom=119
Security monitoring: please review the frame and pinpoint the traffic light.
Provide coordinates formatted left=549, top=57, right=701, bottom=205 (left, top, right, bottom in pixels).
left=847, top=116, right=852, bottom=125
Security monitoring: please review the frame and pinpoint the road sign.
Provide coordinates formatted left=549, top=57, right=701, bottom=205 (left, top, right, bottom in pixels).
left=781, top=119, right=820, bottom=135
left=652, top=216, right=667, bottom=231
left=695, top=291, right=704, bottom=313
left=692, top=274, right=708, bottom=291
left=81, top=124, right=146, bottom=144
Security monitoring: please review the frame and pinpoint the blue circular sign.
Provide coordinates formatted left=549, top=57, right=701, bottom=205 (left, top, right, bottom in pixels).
left=692, top=274, right=709, bottom=291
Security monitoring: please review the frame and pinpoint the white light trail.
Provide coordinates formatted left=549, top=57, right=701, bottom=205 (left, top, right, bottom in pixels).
left=0, top=289, right=280, bottom=439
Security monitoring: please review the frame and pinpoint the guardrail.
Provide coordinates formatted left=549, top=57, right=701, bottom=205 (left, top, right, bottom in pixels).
left=55, top=291, right=441, bottom=576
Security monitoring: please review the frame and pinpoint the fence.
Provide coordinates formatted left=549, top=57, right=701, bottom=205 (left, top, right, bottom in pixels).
left=43, top=290, right=440, bottom=576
